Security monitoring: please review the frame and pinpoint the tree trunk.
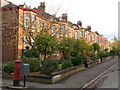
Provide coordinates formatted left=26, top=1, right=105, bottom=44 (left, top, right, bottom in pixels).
left=44, top=53, right=47, bottom=60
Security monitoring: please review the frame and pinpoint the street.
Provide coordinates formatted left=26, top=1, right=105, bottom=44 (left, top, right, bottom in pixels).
left=2, top=57, right=118, bottom=89
left=90, top=61, right=119, bottom=88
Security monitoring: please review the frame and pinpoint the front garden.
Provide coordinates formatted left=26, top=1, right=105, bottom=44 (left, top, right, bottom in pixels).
left=2, top=35, right=118, bottom=83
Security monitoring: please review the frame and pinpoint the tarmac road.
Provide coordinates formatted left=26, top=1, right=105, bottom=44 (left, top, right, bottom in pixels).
left=2, top=57, right=118, bottom=89
left=99, top=67, right=119, bottom=88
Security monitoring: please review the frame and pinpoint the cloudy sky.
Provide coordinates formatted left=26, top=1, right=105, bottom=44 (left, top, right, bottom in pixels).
left=8, top=0, right=119, bottom=41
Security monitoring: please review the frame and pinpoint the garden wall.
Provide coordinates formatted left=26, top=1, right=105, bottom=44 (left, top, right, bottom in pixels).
left=51, top=65, right=84, bottom=83
left=87, top=60, right=99, bottom=68
left=87, top=56, right=114, bottom=68
left=102, top=56, right=114, bottom=61
left=2, top=56, right=116, bottom=84
left=27, top=65, right=85, bottom=84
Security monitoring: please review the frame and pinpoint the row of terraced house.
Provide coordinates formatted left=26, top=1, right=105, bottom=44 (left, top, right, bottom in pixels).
left=2, top=0, right=112, bottom=63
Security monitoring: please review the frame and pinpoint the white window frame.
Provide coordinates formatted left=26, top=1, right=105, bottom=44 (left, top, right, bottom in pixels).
left=61, top=24, right=65, bottom=33
left=32, top=14, right=36, bottom=28
left=80, top=31, right=83, bottom=38
left=24, top=13, right=30, bottom=27
left=75, top=31, right=78, bottom=39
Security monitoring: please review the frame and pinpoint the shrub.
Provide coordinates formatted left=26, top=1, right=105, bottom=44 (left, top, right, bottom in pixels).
left=62, top=60, right=73, bottom=69
left=86, top=56, right=91, bottom=62
left=109, top=49, right=118, bottom=56
left=21, top=57, right=41, bottom=72
left=21, top=48, right=39, bottom=58
left=3, top=61, right=14, bottom=74
left=90, top=54, right=99, bottom=61
left=97, top=51, right=106, bottom=59
left=41, top=59, right=59, bottom=75
left=58, top=58, right=64, bottom=64
left=71, top=56, right=83, bottom=66
left=58, top=64, right=62, bottom=70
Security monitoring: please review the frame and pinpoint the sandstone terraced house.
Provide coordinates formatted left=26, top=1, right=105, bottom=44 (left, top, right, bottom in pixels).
left=2, top=0, right=112, bottom=63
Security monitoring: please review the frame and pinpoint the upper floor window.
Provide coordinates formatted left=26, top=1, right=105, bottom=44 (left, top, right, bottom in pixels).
left=51, top=25, right=56, bottom=34
left=92, top=34, right=95, bottom=41
left=37, top=20, right=41, bottom=32
left=88, top=35, right=91, bottom=41
left=104, top=41, right=106, bottom=45
left=24, top=13, right=30, bottom=19
left=61, top=24, right=65, bottom=33
left=98, top=38, right=100, bottom=43
left=101, top=37, right=103, bottom=43
left=74, top=31, right=78, bottom=39
left=24, top=19, right=30, bottom=27
left=32, top=14, right=36, bottom=28
left=38, top=20, right=41, bottom=25
left=24, top=13, right=30, bottom=27
left=98, top=37, right=102, bottom=43
left=80, top=31, right=83, bottom=37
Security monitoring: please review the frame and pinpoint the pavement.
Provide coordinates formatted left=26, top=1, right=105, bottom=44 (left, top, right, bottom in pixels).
left=1, top=57, right=119, bottom=89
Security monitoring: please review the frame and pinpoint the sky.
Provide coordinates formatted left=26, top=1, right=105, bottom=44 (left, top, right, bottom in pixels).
left=8, top=0, right=119, bottom=41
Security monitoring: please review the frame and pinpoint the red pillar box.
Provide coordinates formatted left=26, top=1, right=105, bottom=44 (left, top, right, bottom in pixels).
left=13, top=60, right=23, bottom=86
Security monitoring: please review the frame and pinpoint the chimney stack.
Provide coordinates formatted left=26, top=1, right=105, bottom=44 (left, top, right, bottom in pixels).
left=87, top=25, right=91, bottom=31
left=38, top=2, right=46, bottom=13
left=62, top=13, right=68, bottom=21
left=24, top=2, right=26, bottom=5
left=29, top=6, right=31, bottom=9
left=77, top=21, right=82, bottom=27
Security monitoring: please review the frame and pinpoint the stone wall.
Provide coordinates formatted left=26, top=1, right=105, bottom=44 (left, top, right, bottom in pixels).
left=27, top=65, right=84, bottom=84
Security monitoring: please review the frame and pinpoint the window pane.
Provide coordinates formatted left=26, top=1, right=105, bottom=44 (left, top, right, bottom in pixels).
left=24, top=19, right=30, bottom=27
left=61, top=24, right=65, bottom=33
left=52, top=25, right=56, bottom=33
left=24, top=13, right=30, bottom=27
left=32, top=14, right=36, bottom=28
left=80, top=31, right=83, bottom=37
left=24, top=13, right=30, bottom=19
left=75, top=31, right=78, bottom=39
